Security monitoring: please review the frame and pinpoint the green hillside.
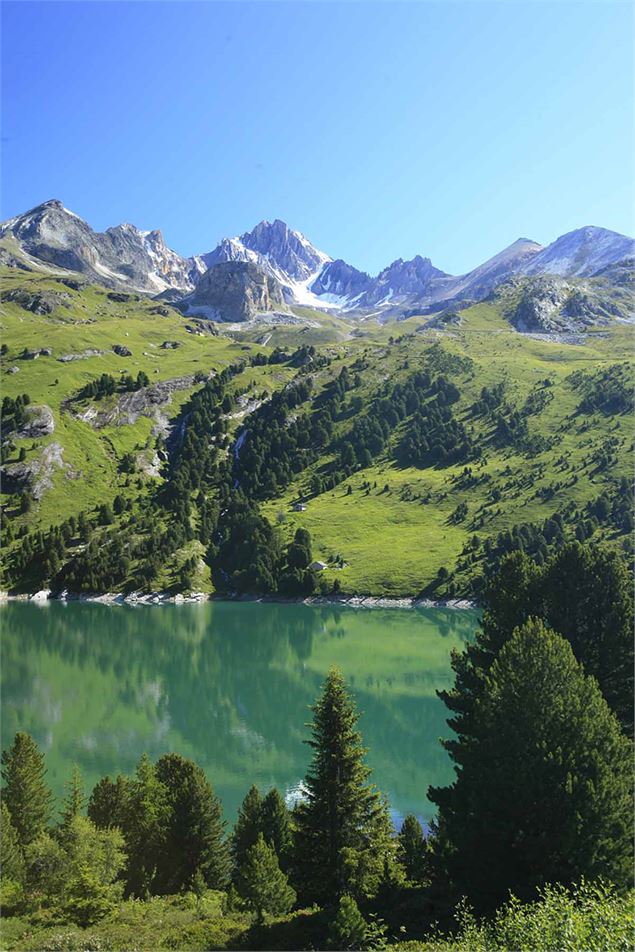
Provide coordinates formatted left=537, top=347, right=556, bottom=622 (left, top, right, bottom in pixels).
left=1, top=268, right=632, bottom=597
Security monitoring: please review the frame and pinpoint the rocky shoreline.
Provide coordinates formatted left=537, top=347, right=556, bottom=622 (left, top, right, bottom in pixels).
left=0, top=589, right=477, bottom=611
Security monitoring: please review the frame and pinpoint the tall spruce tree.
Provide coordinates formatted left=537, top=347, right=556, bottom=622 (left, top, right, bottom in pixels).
left=448, top=544, right=633, bottom=735
left=123, top=754, right=169, bottom=897
left=60, top=764, right=85, bottom=834
left=1, top=732, right=53, bottom=847
left=430, top=619, right=633, bottom=911
left=232, top=784, right=263, bottom=875
left=261, top=788, right=292, bottom=870
left=155, top=753, right=230, bottom=893
left=294, top=667, right=395, bottom=906
left=88, top=775, right=129, bottom=829
left=397, top=814, right=429, bottom=884
left=236, top=832, right=296, bottom=923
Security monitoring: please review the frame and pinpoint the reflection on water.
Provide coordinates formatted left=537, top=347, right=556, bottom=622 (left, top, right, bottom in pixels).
left=1, top=601, right=478, bottom=825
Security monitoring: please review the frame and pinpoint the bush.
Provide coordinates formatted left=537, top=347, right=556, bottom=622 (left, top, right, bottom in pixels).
left=430, top=881, right=634, bottom=952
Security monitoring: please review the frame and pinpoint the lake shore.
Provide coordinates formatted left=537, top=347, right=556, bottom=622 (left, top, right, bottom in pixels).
left=0, top=589, right=477, bottom=610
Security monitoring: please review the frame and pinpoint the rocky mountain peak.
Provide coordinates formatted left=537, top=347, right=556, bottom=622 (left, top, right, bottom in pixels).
left=0, top=203, right=201, bottom=293
left=180, top=260, right=288, bottom=323
left=520, top=226, right=634, bottom=278
left=238, top=218, right=330, bottom=281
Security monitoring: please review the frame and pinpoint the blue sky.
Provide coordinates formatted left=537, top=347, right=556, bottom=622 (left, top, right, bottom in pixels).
left=2, top=1, right=633, bottom=275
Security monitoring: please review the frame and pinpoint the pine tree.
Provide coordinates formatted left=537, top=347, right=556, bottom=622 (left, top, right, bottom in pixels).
left=60, top=815, right=126, bottom=926
left=328, top=894, right=367, bottom=950
left=430, top=619, right=633, bottom=911
left=454, top=545, right=634, bottom=735
left=236, top=833, right=295, bottom=923
left=60, top=764, right=85, bottom=833
left=261, top=788, right=292, bottom=869
left=397, top=814, right=429, bottom=884
left=232, top=784, right=263, bottom=875
left=88, top=775, right=129, bottom=829
left=123, top=754, right=169, bottom=897
left=155, top=753, right=230, bottom=893
left=1, top=800, right=25, bottom=883
left=1, top=732, right=53, bottom=847
left=294, top=667, right=395, bottom=906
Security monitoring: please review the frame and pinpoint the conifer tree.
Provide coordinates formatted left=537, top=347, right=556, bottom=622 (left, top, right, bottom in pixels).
left=60, top=764, right=85, bottom=834
left=294, top=667, right=395, bottom=905
left=232, top=784, right=263, bottom=875
left=261, top=787, right=292, bottom=870
left=88, top=775, right=129, bottom=829
left=236, top=832, right=295, bottom=923
left=430, top=619, right=633, bottom=911
left=123, top=754, right=168, bottom=897
left=328, top=894, right=367, bottom=950
left=397, top=814, right=429, bottom=884
left=155, top=753, right=230, bottom=893
left=1, top=732, right=53, bottom=847
left=449, top=544, right=633, bottom=735
left=1, top=800, right=25, bottom=884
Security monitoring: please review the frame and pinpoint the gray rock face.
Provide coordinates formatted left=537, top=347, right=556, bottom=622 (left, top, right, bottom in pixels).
left=57, top=349, right=105, bottom=362
left=14, top=404, right=55, bottom=438
left=240, top=219, right=326, bottom=280
left=69, top=373, right=207, bottom=429
left=2, top=202, right=633, bottom=320
left=0, top=200, right=203, bottom=293
left=519, top=226, right=635, bottom=278
left=0, top=287, right=71, bottom=314
left=310, top=259, right=372, bottom=302
left=200, top=219, right=331, bottom=306
left=1, top=441, right=65, bottom=499
left=427, top=238, right=544, bottom=305
left=357, top=255, right=448, bottom=308
left=500, top=276, right=620, bottom=333
left=181, top=261, right=287, bottom=322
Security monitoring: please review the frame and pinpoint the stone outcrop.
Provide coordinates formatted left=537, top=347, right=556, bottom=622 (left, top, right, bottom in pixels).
left=181, top=261, right=288, bottom=322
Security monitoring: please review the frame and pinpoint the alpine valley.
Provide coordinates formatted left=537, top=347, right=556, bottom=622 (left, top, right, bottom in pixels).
left=1, top=199, right=633, bottom=598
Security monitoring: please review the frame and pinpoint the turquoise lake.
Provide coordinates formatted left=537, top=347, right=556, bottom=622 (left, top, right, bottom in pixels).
left=1, top=601, right=478, bottom=825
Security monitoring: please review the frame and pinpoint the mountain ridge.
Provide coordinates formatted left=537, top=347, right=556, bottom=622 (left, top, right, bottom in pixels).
left=1, top=200, right=632, bottom=319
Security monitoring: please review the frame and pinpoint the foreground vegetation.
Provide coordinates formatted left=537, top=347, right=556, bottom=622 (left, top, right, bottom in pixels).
left=1, top=268, right=633, bottom=596
left=1, top=544, right=632, bottom=950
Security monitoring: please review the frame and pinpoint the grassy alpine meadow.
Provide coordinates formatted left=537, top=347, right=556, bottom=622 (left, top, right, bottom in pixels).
left=1, top=267, right=633, bottom=596
left=262, top=311, right=634, bottom=594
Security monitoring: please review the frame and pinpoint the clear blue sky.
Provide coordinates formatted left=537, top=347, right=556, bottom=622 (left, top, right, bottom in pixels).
left=2, top=1, right=633, bottom=276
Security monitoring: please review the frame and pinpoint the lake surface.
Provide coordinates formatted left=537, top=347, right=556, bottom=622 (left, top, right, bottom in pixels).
left=1, top=601, right=478, bottom=826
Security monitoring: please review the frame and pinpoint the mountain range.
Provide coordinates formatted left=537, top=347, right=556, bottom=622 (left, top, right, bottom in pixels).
left=1, top=199, right=633, bottom=322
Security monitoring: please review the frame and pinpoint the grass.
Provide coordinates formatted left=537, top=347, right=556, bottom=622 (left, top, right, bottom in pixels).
left=2, top=267, right=632, bottom=595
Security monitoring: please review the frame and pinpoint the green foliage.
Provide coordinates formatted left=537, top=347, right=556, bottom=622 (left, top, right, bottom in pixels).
left=397, top=814, right=429, bottom=885
left=294, top=668, right=395, bottom=906
left=1, top=732, right=53, bottom=847
left=19, top=813, right=125, bottom=925
left=123, top=754, right=169, bottom=897
left=477, top=543, right=633, bottom=732
left=434, top=881, right=635, bottom=952
left=232, top=785, right=292, bottom=880
left=236, top=833, right=296, bottom=923
left=154, top=753, right=230, bottom=893
left=87, top=775, right=129, bottom=829
left=430, top=620, right=633, bottom=911
left=62, top=862, right=119, bottom=928
left=260, top=788, right=292, bottom=870
left=59, top=765, right=84, bottom=834
left=232, top=785, right=264, bottom=875
left=1, top=800, right=25, bottom=883
left=328, top=894, right=367, bottom=950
